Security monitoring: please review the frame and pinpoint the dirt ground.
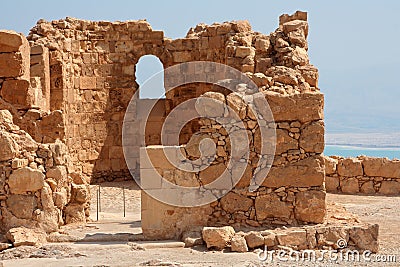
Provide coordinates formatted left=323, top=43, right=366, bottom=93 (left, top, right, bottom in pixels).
left=1, top=180, right=399, bottom=267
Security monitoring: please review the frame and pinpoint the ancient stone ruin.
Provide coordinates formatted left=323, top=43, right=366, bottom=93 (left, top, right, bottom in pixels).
left=0, top=11, right=380, bottom=252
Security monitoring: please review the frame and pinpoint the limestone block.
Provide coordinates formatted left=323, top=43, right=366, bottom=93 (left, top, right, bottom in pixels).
left=220, top=192, right=253, bottom=213
left=198, top=163, right=226, bottom=186
left=282, top=20, right=309, bottom=37
left=226, top=92, right=247, bottom=120
left=279, top=11, right=308, bottom=25
left=202, top=226, right=235, bottom=250
left=324, top=156, right=337, bottom=175
left=231, top=234, right=248, bottom=252
left=266, top=66, right=299, bottom=86
left=262, top=156, right=324, bottom=187
left=64, top=203, right=86, bottom=224
left=341, top=178, right=359, bottom=194
left=172, top=51, right=191, bottom=63
left=349, top=224, right=379, bottom=253
left=195, top=92, right=225, bottom=118
left=0, top=53, right=29, bottom=79
left=0, top=30, right=27, bottom=52
left=53, top=189, right=68, bottom=209
left=255, top=92, right=324, bottom=123
left=362, top=157, right=400, bottom=178
left=337, top=158, right=363, bottom=177
left=6, top=227, right=46, bottom=247
left=295, top=190, right=326, bottom=223
left=0, top=79, right=30, bottom=107
left=325, top=176, right=339, bottom=192
left=255, top=194, right=292, bottom=220
left=6, top=195, right=36, bottom=219
left=46, top=166, right=67, bottom=184
left=71, top=184, right=89, bottom=204
left=379, top=181, right=400, bottom=195
left=300, top=120, right=324, bottom=153
left=0, top=131, right=19, bottom=161
left=79, top=76, right=96, bottom=89
left=244, top=232, right=264, bottom=249
left=235, top=46, right=254, bottom=58
left=8, top=167, right=45, bottom=194
left=255, top=58, right=272, bottom=73
left=276, top=230, right=307, bottom=249
left=297, top=65, right=319, bottom=87
left=360, top=181, right=375, bottom=194
left=275, top=129, right=298, bottom=154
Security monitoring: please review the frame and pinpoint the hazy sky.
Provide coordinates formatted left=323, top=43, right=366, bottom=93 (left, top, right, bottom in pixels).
left=1, top=0, right=399, bottom=134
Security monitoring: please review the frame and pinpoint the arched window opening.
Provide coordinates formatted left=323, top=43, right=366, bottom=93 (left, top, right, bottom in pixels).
left=136, top=55, right=165, bottom=99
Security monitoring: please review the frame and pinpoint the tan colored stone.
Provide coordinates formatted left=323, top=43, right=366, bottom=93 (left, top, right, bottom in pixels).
left=262, top=156, right=324, bottom=187
left=185, top=133, right=211, bottom=158
left=0, top=30, right=27, bottom=52
left=79, top=76, right=96, bottom=89
left=71, top=184, right=89, bottom=204
left=0, top=53, right=28, bottom=78
left=0, top=131, right=19, bottom=161
left=195, top=92, right=225, bottom=118
left=295, top=190, right=326, bottom=223
left=275, top=129, right=298, bottom=154
left=379, top=181, right=400, bottom=195
left=299, top=121, right=324, bottom=153
left=53, top=188, right=68, bottom=209
left=360, top=181, right=375, bottom=194
left=362, top=157, right=400, bottom=178
left=263, top=232, right=276, bottom=247
left=202, top=226, right=235, bottom=250
left=231, top=234, right=248, bottom=252
left=235, top=46, right=254, bottom=58
left=324, top=156, right=337, bottom=175
left=220, top=192, right=253, bottom=213
left=8, top=167, right=45, bottom=194
left=0, top=79, right=31, bottom=107
left=337, top=158, right=363, bottom=177
left=65, top=204, right=86, bottom=224
left=341, top=178, right=359, bottom=194
left=282, top=20, right=308, bottom=37
left=325, top=176, right=339, bottom=192
left=255, top=92, right=324, bottom=123
left=199, top=163, right=226, bottom=186
left=255, top=194, right=291, bottom=220
left=267, top=66, right=299, bottom=86
left=276, top=230, right=307, bottom=249
left=6, top=227, right=46, bottom=247
left=181, top=229, right=203, bottom=247
left=244, top=232, right=264, bottom=249
left=46, top=166, right=67, bottom=184
left=349, top=224, right=379, bottom=253
left=297, top=65, right=319, bottom=87
left=279, top=11, right=307, bottom=25
left=226, top=92, right=247, bottom=120
left=6, top=195, right=36, bottom=219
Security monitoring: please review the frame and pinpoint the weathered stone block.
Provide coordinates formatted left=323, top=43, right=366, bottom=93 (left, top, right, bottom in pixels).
left=379, top=181, right=400, bottom=195
left=0, top=30, right=27, bottom=52
left=255, top=92, right=324, bottom=123
left=337, top=158, right=363, bottom=177
left=8, top=167, right=45, bottom=194
left=295, top=190, right=326, bottom=223
left=6, top=227, right=46, bottom=247
left=220, top=192, right=253, bottom=213
left=299, top=120, right=324, bottom=153
left=6, top=195, right=36, bottom=219
left=202, top=226, right=235, bottom=250
left=362, top=157, right=400, bottom=178
left=341, top=178, right=360, bottom=194
left=262, top=156, right=324, bottom=187
left=0, top=131, right=19, bottom=161
left=255, top=194, right=292, bottom=220
left=231, top=234, right=248, bottom=252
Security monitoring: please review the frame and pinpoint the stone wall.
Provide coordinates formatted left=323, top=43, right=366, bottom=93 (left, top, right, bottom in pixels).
left=139, top=11, right=326, bottom=239
left=0, top=30, right=89, bottom=234
left=325, top=156, right=400, bottom=195
left=27, top=10, right=319, bottom=183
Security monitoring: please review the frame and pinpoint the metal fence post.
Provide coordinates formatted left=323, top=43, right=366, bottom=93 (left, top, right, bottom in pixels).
left=123, top=186, right=126, bottom=218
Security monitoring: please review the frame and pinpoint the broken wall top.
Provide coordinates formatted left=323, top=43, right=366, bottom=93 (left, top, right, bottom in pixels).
left=27, top=10, right=319, bottom=96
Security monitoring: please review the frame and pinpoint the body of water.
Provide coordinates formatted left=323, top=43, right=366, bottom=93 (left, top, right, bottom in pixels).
left=324, top=145, right=400, bottom=159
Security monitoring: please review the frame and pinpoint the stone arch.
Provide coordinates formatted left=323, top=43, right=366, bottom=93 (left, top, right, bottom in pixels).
left=136, top=55, right=165, bottom=99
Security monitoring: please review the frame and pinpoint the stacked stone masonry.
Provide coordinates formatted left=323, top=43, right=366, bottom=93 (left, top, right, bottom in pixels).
left=325, top=156, right=400, bottom=195
left=0, top=10, right=379, bottom=252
